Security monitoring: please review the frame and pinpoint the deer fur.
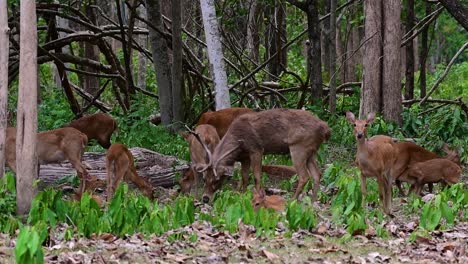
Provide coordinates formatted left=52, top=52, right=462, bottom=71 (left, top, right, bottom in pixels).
left=106, top=143, right=153, bottom=201
left=67, top=113, right=117, bottom=149
left=252, top=188, right=286, bottom=212
left=180, top=124, right=220, bottom=194
left=6, top=126, right=90, bottom=178
left=346, top=112, right=395, bottom=215
left=196, top=107, right=253, bottom=138
left=198, top=108, right=331, bottom=203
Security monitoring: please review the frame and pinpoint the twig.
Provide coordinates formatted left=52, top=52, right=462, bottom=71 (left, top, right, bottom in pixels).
left=401, top=6, right=443, bottom=47
left=419, top=42, right=468, bottom=105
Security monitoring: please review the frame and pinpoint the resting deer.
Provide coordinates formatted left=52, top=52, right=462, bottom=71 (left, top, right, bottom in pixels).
left=196, top=108, right=331, bottom=203
left=106, top=143, right=153, bottom=201
left=196, top=107, right=253, bottom=138
left=180, top=124, right=220, bottom=194
left=346, top=112, right=395, bottom=215
left=6, top=127, right=91, bottom=195
left=67, top=113, right=117, bottom=149
left=252, top=188, right=286, bottom=212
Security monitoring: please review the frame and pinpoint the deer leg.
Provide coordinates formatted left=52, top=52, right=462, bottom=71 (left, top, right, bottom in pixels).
left=360, top=172, right=367, bottom=204
left=306, top=154, right=321, bottom=202
left=106, top=159, right=114, bottom=201
left=238, top=159, right=251, bottom=192
left=376, top=174, right=390, bottom=215
left=290, top=147, right=310, bottom=199
left=249, top=152, right=263, bottom=191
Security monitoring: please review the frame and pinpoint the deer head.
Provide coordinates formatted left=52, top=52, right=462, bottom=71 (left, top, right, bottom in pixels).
left=346, top=111, right=375, bottom=140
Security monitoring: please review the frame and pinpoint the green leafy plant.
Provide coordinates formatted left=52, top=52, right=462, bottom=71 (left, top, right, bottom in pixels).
left=15, top=225, right=46, bottom=264
left=286, top=199, right=317, bottom=231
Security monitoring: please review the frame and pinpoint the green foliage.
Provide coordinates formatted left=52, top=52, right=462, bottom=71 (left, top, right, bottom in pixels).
left=286, top=198, right=317, bottom=231
left=15, top=225, right=45, bottom=264
left=0, top=173, right=19, bottom=234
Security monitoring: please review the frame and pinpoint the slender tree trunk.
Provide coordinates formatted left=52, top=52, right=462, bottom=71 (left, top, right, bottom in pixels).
left=382, top=0, right=402, bottom=125
left=84, top=1, right=100, bottom=95
left=146, top=0, right=173, bottom=125
left=17, top=0, right=38, bottom=215
left=329, top=0, right=337, bottom=113
left=419, top=2, right=432, bottom=98
left=137, top=5, right=147, bottom=88
left=404, top=0, right=414, bottom=100
left=246, top=0, right=260, bottom=64
left=200, top=0, right=231, bottom=110
left=172, top=0, right=184, bottom=131
left=0, top=0, right=9, bottom=177
left=322, top=0, right=331, bottom=78
left=360, top=0, right=382, bottom=118
left=307, top=0, right=323, bottom=101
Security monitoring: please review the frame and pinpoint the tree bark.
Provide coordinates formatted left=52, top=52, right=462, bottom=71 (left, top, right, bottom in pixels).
left=382, top=0, right=402, bottom=125
left=200, top=0, right=231, bottom=110
left=438, top=0, right=468, bottom=31
left=360, top=0, right=382, bottom=118
left=404, top=0, right=414, bottom=100
left=17, top=0, right=38, bottom=215
left=146, top=0, right=173, bottom=125
left=246, top=0, right=260, bottom=64
left=419, top=2, right=432, bottom=98
left=328, top=0, right=337, bottom=113
left=171, top=0, right=184, bottom=131
left=306, top=0, right=323, bottom=101
left=0, top=0, right=9, bottom=177
left=83, top=1, right=100, bottom=95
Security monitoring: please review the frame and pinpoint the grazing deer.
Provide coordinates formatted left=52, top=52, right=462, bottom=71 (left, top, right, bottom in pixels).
left=196, top=107, right=253, bottom=138
left=346, top=112, right=395, bottom=215
left=67, top=113, right=117, bottom=149
left=392, top=142, right=460, bottom=195
left=252, top=188, right=286, bottom=212
left=406, top=158, right=461, bottom=195
left=6, top=127, right=91, bottom=194
left=180, top=124, right=220, bottom=194
left=106, top=143, right=153, bottom=201
left=196, top=108, right=331, bottom=203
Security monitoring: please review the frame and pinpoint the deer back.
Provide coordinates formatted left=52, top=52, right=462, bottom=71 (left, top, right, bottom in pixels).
left=197, top=107, right=253, bottom=138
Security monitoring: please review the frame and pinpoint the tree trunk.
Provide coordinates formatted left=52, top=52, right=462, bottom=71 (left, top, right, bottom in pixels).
left=322, top=0, right=331, bottom=78
left=360, top=0, right=382, bottom=118
left=137, top=5, right=147, bottom=89
left=328, top=0, right=337, bottom=113
left=404, top=0, right=414, bottom=100
left=419, top=2, right=432, bottom=98
left=200, top=0, right=231, bottom=110
left=438, top=0, right=468, bottom=31
left=83, top=2, right=100, bottom=96
left=17, top=0, right=38, bottom=215
left=382, top=0, right=402, bottom=125
left=171, top=0, right=184, bottom=132
left=306, top=0, right=323, bottom=101
left=246, top=0, right=260, bottom=64
left=146, top=0, right=173, bottom=125
left=0, top=0, right=8, bottom=177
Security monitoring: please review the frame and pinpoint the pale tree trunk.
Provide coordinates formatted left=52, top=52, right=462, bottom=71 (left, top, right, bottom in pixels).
left=360, top=0, right=382, bottom=118
left=322, top=0, right=331, bottom=78
left=382, top=0, right=402, bottom=125
left=0, top=0, right=9, bottom=177
left=328, top=0, right=337, bottom=113
left=84, top=1, right=100, bottom=95
left=53, top=16, right=70, bottom=89
left=200, top=0, right=231, bottom=110
left=404, top=0, right=414, bottom=100
left=137, top=5, right=147, bottom=88
left=172, top=0, right=184, bottom=131
left=17, top=0, right=38, bottom=215
left=419, top=2, right=432, bottom=98
left=246, top=0, right=260, bottom=63
left=146, top=0, right=173, bottom=125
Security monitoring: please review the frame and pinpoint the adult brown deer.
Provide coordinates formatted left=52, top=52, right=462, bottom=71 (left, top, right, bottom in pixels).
left=252, top=188, right=286, bottom=212
left=346, top=112, right=395, bottom=215
left=197, top=108, right=331, bottom=203
left=406, top=158, right=461, bottom=195
left=6, top=127, right=90, bottom=194
left=181, top=124, right=220, bottom=194
left=67, top=113, right=117, bottom=149
left=106, top=143, right=153, bottom=201
left=196, top=107, right=253, bottom=138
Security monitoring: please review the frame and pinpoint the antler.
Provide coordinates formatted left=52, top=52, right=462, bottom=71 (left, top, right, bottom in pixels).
left=185, top=125, right=213, bottom=172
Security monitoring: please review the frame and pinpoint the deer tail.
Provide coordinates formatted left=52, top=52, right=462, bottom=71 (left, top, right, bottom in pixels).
left=321, top=123, right=331, bottom=142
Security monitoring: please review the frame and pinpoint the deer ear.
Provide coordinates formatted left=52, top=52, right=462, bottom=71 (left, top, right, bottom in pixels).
left=180, top=132, right=191, bottom=141
left=367, top=113, right=375, bottom=124
left=346, top=111, right=355, bottom=123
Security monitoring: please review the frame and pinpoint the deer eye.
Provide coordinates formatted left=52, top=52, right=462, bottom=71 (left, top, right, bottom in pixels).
left=364, top=124, right=368, bottom=127
left=353, top=124, right=356, bottom=127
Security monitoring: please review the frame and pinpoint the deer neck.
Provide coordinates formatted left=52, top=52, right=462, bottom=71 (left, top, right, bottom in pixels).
left=356, top=137, right=370, bottom=155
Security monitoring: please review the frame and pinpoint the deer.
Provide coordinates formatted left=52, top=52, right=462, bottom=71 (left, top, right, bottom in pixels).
left=252, top=188, right=286, bottom=212
left=5, top=127, right=91, bottom=195
left=106, top=143, right=154, bottom=201
left=346, top=111, right=396, bottom=215
left=196, top=108, right=331, bottom=204
left=67, top=113, right=117, bottom=149
left=406, top=158, right=461, bottom=195
left=196, top=107, right=253, bottom=138
left=180, top=124, right=220, bottom=194
left=392, top=142, right=460, bottom=195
